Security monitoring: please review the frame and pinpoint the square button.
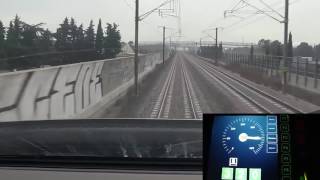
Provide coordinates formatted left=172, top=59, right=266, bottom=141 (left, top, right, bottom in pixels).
left=280, top=124, right=290, bottom=132
left=249, top=168, right=262, bottom=180
left=281, top=134, right=290, bottom=142
left=267, top=134, right=278, bottom=143
left=235, top=168, right=247, bottom=180
left=267, top=116, right=277, bottom=124
left=221, top=167, right=234, bottom=180
left=268, top=125, right=277, bottom=133
left=282, top=165, right=291, bottom=176
left=281, top=143, right=291, bottom=153
left=280, top=115, right=289, bottom=122
left=281, top=154, right=291, bottom=163
left=267, top=144, right=278, bottom=153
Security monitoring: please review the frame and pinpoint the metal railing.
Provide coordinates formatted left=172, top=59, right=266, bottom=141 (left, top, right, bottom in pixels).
left=223, top=53, right=320, bottom=89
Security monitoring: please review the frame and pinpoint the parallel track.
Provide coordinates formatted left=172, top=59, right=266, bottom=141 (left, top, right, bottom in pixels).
left=187, top=54, right=304, bottom=114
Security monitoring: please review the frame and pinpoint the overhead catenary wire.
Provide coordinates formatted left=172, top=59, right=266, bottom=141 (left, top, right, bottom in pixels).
left=123, top=0, right=134, bottom=10
left=122, top=0, right=163, bottom=36
left=231, top=0, right=242, bottom=10
left=201, top=0, right=300, bottom=44
left=239, top=0, right=283, bottom=22
left=222, top=0, right=284, bottom=26
left=223, top=0, right=301, bottom=33
left=223, top=0, right=299, bottom=31
left=206, top=0, right=282, bottom=31
left=232, top=2, right=249, bottom=12
left=139, top=0, right=173, bottom=21
left=259, top=0, right=284, bottom=18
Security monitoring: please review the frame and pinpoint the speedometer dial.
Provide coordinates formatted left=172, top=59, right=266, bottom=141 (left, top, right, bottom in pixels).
left=222, top=118, right=265, bottom=155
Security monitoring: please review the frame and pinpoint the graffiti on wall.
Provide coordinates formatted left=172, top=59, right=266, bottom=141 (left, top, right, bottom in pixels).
left=0, top=52, right=166, bottom=121
left=0, top=62, right=104, bottom=121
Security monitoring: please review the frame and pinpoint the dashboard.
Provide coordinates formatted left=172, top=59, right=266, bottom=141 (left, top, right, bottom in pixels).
left=0, top=119, right=202, bottom=180
left=204, top=114, right=319, bottom=180
left=0, top=168, right=201, bottom=180
left=0, top=116, right=319, bottom=180
left=208, top=115, right=278, bottom=180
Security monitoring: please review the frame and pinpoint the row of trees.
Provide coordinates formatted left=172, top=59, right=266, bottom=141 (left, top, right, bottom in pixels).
left=0, top=16, right=53, bottom=57
left=0, top=15, right=121, bottom=59
left=257, top=33, right=320, bottom=58
left=257, top=33, right=293, bottom=57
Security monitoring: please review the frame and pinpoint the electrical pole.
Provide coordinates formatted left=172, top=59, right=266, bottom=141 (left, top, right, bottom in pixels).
left=215, top=27, right=218, bottom=64
left=163, top=26, right=166, bottom=64
left=215, top=28, right=218, bottom=48
left=282, top=0, right=289, bottom=90
left=134, top=0, right=139, bottom=96
left=133, top=0, right=177, bottom=96
left=223, top=0, right=289, bottom=91
left=200, top=38, right=202, bottom=54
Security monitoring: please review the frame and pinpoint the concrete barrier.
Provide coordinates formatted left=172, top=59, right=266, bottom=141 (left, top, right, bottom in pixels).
left=0, top=53, right=167, bottom=121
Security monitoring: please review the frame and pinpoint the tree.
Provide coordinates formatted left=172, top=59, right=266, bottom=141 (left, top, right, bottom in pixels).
left=0, top=21, right=5, bottom=56
left=6, top=21, right=19, bottom=56
left=250, top=45, right=254, bottom=55
left=55, top=17, right=70, bottom=50
left=295, top=42, right=313, bottom=57
left=265, top=43, right=270, bottom=55
left=288, top=32, right=293, bottom=58
left=128, top=41, right=134, bottom=48
left=0, top=21, right=4, bottom=44
left=218, top=42, right=223, bottom=58
left=13, top=15, right=23, bottom=46
left=70, top=18, right=78, bottom=49
left=21, top=22, right=45, bottom=51
left=258, top=39, right=271, bottom=55
left=314, top=44, right=320, bottom=58
left=5, top=15, right=23, bottom=55
left=95, top=19, right=104, bottom=53
left=103, top=23, right=121, bottom=58
left=75, top=24, right=85, bottom=49
left=6, top=21, right=15, bottom=45
left=258, top=39, right=265, bottom=48
left=38, top=29, right=52, bottom=51
left=250, top=45, right=254, bottom=57
left=270, top=40, right=282, bottom=56
left=85, top=20, right=95, bottom=49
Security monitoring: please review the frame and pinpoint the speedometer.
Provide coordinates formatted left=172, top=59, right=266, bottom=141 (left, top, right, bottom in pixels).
left=222, top=118, right=265, bottom=155
left=209, top=115, right=279, bottom=180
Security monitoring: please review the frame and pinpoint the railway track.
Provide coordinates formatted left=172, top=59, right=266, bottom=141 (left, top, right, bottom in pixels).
left=180, top=57, right=202, bottom=119
left=151, top=54, right=203, bottom=119
left=186, top=54, right=304, bottom=114
left=150, top=57, right=177, bottom=118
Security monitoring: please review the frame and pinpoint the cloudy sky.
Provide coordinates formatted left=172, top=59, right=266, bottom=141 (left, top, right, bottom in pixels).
left=0, top=0, right=317, bottom=45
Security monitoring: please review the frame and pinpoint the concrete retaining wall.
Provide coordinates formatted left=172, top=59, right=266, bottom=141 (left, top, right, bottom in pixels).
left=0, top=53, right=166, bottom=121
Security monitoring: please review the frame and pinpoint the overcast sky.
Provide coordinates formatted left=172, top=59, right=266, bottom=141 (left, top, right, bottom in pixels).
left=0, top=0, right=318, bottom=45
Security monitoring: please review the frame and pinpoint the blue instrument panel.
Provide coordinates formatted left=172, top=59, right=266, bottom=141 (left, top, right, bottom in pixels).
left=208, top=115, right=278, bottom=180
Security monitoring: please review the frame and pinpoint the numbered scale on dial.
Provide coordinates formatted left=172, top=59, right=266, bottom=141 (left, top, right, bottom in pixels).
left=222, top=118, right=265, bottom=155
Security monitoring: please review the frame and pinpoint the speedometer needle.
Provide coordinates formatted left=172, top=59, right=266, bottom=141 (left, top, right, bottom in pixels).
left=239, top=133, right=262, bottom=142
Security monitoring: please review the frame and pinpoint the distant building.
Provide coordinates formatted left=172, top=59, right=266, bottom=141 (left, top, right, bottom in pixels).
left=301, top=57, right=313, bottom=62
left=292, top=57, right=316, bottom=64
